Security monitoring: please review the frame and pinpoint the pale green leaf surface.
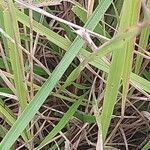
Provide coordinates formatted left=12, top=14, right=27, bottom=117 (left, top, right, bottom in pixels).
left=135, top=0, right=150, bottom=74
left=142, top=140, right=150, bottom=150
left=3, top=0, right=28, bottom=112
left=100, top=0, right=141, bottom=140
left=121, top=0, right=140, bottom=115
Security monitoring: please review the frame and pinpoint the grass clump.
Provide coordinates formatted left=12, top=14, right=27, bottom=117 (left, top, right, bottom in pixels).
left=0, top=0, right=150, bottom=149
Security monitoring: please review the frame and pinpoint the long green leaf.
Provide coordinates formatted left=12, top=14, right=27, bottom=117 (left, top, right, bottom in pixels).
left=1, top=1, right=31, bottom=148
left=134, top=0, right=150, bottom=74
left=121, top=0, right=140, bottom=116
left=3, top=0, right=28, bottom=112
left=131, top=73, right=150, bottom=93
left=142, top=140, right=150, bottom=150
left=0, top=99, right=16, bottom=125
left=0, top=99, right=29, bottom=143
left=100, top=0, right=140, bottom=140
left=36, top=96, right=83, bottom=149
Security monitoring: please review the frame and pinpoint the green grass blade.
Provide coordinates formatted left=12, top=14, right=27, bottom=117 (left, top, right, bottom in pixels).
left=100, top=0, right=141, bottom=140
left=0, top=1, right=113, bottom=149
left=0, top=126, right=7, bottom=139
left=142, top=140, right=150, bottom=150
left=36, top=96, right=83, bottom=149
left=134, top=0, right=150, bottom=74
left=60, top=64, right=84, bottom=91
left=0, top=99, right=29, bottom=147
left=121, top=0, right=140, bottom=116
left=3, top=0, right=28, bottom=112
left=0, top=99, right=16, bottom=125
left=1, top=1, right=31, bottom=148
left=130, top=73, right=150, bottom=93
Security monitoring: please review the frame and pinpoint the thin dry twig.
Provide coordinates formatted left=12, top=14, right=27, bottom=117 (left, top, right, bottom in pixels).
left=15, top=0, right=110, bottom=41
